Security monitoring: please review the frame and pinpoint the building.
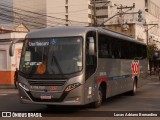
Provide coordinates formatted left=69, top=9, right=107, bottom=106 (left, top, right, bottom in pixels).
left=0, top=0, right=46, bottom=29
left=0, top=23, right=29, bottom=88
left=95, top=0, right=109, bottom=25
left=46, top=0, right=95, bottom=26
left=103, top=0, right=160, bottom=48
left=0, top=0, right=96, bottom=29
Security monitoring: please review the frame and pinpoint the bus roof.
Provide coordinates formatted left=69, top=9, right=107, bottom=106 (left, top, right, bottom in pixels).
left=27, top=26, right=95, bottom=38
left=26, top=26, right=146, bottom=45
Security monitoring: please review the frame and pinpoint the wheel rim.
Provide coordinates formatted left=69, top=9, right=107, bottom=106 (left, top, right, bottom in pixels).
left=133, top=82, right=137, bottom=93
left=97, top=89, right=102, bottom=105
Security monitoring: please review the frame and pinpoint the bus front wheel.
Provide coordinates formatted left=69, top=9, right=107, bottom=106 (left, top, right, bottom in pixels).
left=91, top=86, right=103, bottom=108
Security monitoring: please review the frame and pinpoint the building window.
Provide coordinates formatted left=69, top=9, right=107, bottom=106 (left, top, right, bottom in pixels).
left=65, top=15, right=68, bottom=26
left=96, top=6, right=107, bottom=10
left=145, top=0, right=148, bottom=7
left=0, top=50, right=7, bottom=69
left=65, top=15, right=68, bottom=20
left=96, top=15, right=108, bottom=19
left=65, top=6, right=68, bottom=13
left=65, top=0, right=68, bottom=4
left=88, top=14, right=92, bottom=18
left=88, top=5, right=91, bottom=9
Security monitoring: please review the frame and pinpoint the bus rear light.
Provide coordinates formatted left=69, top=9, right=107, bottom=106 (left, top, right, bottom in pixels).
left=64, top=83, right=81, bottom=92
left=19, top=83, right=30, bottom=91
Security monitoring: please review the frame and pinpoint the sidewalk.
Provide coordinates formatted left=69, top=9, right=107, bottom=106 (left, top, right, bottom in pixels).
left=148, top=75, right=159, bottom=81
left=0, top=84, right=15, bottom=89
left=0, top=89, right=17, bottom=94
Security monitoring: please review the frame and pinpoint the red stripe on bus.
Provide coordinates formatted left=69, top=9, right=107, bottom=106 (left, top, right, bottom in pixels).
left=98, top=78, right=108, bottom=83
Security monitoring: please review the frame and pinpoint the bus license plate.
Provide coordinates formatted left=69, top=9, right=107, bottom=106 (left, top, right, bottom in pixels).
left=40, top=94, right=51, bottom=99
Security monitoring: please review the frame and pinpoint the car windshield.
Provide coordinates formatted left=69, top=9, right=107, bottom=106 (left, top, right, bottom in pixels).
left=19, top=37, right=83, bottom=76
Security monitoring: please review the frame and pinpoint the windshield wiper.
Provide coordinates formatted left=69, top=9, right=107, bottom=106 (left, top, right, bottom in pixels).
left=51, top=54, right=67, bottom=78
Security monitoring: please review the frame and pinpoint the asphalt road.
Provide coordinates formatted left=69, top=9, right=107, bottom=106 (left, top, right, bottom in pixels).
left=0, top=76, right=160, bottom=119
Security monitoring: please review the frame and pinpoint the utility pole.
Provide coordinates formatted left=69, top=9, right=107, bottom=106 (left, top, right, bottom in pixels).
left=144, top=23, right=158, bottom=45
left=143, top=23, right=158, bottom=75
left=100, top=3, right=136, bottom=26
left=117, top=3, right=135, bottom=18
left=117, top=3, right=135, bottom=11
left=93, top=0, right=97, bottom=26
left=117, top=3, right=135, bottom=26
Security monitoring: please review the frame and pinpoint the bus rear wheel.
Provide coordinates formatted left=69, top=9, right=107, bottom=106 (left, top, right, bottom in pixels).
left=91, top=86, right=103, bottom=108
left=128, top=80, right=137, bottom=96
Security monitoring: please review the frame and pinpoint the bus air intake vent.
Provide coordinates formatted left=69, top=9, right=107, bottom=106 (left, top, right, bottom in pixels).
left=28, top=80, right=66, bottom=86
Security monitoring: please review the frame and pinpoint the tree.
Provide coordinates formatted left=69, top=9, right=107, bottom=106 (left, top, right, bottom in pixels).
left=147, top=44, right=159, bottom=75
left=147, top=44, right=158, bottom=60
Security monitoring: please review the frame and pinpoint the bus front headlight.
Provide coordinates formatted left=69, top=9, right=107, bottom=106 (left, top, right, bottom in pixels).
left=64, top=83, right=81, bottom=92
left=19, top=83, right=29, bottom=91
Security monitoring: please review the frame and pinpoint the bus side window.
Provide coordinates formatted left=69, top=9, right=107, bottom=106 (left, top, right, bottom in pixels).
left=98, top=33, right=112, bottom=58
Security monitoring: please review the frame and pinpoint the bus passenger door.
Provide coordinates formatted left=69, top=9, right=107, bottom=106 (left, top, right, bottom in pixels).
left=84, top=31, right=98, bottom=104
left=85, top=31, right=97, bottom=80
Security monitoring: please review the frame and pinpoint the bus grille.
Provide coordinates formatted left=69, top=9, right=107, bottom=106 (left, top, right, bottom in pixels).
left=28, top=80, right=66, bottom=86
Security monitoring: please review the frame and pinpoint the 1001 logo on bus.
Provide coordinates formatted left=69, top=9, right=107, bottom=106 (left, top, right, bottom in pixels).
left=131, top=61, right=140, bottom=77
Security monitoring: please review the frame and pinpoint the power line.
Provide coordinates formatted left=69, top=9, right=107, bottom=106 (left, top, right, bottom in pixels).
left=0, top=5, right=69, bottom=28
left=0, top=3, right=89, bottom=25
left=0, top=15, right=44, bottom=29
left=0, top=8, right=50, bottom=27
left=47, top=9, right=89, bottom=15
left=0, top=6, right=53, bottom=28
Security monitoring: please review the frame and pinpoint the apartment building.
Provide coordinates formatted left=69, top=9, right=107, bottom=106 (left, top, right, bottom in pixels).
left=46, top=0, right=94, bottom=26
left=0, top=0, right=96, bottom=29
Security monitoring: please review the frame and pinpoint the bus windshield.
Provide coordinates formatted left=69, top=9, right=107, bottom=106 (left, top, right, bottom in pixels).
left=19, top=37, right=83, bottom=76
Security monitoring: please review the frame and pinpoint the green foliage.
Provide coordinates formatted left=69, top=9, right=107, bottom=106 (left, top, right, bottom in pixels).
left=147, top=44, right=158, bottom=60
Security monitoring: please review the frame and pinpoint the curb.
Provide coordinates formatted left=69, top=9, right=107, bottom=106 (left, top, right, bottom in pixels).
left=0, top=85, right=16, bottom=89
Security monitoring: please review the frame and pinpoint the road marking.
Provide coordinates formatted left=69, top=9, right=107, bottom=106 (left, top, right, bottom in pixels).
left=0, top=94, right=8, bottom=96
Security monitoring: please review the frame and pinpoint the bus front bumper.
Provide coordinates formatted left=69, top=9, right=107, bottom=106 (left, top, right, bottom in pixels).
left=18, top=84, right=86, bottom=106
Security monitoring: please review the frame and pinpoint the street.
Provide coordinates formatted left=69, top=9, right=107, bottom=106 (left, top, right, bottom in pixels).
left=0, top=76, right=160, bottom=119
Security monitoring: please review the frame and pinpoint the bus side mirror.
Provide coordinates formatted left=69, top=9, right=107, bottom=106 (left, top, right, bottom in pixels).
left=9, top=42, right=15, bottom=56
left=9, top=39, right=24, bottom=56
left=88, top=37, right=95, bottom=55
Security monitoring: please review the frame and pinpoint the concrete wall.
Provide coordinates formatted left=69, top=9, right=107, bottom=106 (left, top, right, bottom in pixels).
left=0, top=32, right=26, bottom=87
left=46, top=0, right=66, bottom=26
left=46, top=0, right=93, bottom=26
left=68, top=0, right=90, bottom=25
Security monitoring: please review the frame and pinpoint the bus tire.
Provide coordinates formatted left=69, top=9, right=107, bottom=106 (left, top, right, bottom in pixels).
left=128, top=79, right=137, bottom=96
left=91, top=86, right=103, bottom=108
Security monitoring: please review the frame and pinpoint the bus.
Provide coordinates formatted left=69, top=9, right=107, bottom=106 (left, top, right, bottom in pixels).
left=10, top=26, right=148, bottom=108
